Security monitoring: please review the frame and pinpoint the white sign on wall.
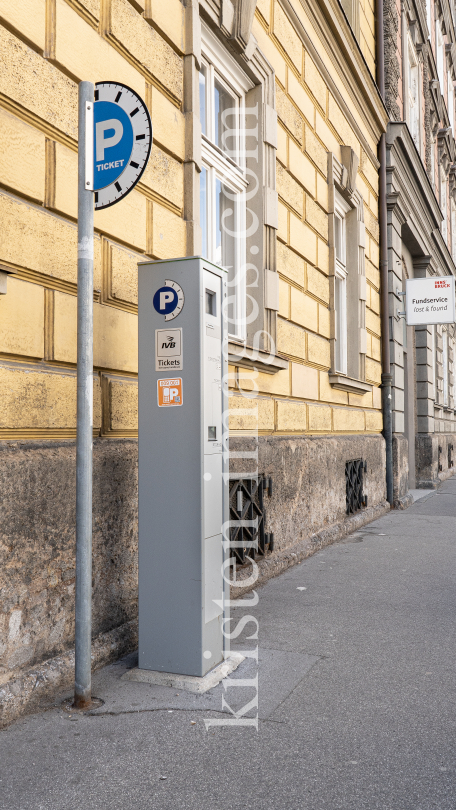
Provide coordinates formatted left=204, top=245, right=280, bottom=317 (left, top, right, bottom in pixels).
left=406, top=277, right=455, bottom=325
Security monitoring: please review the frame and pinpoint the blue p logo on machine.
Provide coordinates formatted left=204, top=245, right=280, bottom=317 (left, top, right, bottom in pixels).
left=91, top=82, right=152, bottom=210
left=152, top=280, right=185, bottom=321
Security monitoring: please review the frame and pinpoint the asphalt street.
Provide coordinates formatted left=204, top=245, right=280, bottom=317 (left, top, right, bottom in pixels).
left=1, top=477, right=456, bottom=810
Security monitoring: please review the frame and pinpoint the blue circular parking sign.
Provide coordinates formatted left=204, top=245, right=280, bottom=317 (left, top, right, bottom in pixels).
left=153, top=286, right=178, bottom=315
left=93, top=82, right=152, bottom=211
left=153, top=280, right=185, bottom=322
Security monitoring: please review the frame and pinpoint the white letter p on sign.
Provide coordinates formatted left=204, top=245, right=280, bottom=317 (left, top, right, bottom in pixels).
left=159, top=292, right=174, bottom=310
left=96, top=119, right=123, bottom=161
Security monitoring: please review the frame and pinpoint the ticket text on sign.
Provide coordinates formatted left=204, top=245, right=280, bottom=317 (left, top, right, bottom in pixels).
left=157, top=378, right=183, bottom=407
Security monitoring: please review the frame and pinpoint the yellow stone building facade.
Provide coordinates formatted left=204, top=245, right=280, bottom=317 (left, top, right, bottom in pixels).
left=0, top=0, right=388, bottom=713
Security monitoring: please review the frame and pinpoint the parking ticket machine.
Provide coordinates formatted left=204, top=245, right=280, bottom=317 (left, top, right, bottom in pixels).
left=138, top=257, right=229, bottom=676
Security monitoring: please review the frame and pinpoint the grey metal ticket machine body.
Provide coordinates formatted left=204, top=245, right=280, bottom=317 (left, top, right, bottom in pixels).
left=138, top=257, right=229, bottom=677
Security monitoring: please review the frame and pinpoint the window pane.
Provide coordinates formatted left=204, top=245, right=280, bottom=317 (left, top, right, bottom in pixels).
left=335, top=276, right=341, bottom=370
left=441, top=169, right=447, bottom=240
left=215, top=177, right=237, bottom=329
left=431, top=326, right=436, bottom=398
left=335, top=215, right=343, bottom=263
left=449, top=75, right=454, bottom=128
left=434, top=326, right=438, bottom=399
left=200, top=166, right=207, bottom=259
left=335, top=274, right=347, bottom=374
left=199, top=65, right=207, bottom=137
left=215, top=177, right=236, bottom=266
left=443, top=330, right=449, bottom=406
left=214, top=77, right=237, bottom=157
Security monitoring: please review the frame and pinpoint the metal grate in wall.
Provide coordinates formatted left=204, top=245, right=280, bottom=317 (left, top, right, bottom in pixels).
left=345, top=459, right=367, bottom=515
left=229, top=475, right=274, bottom=565
left=449, top=444, right=454, bottom=470
left=439, top=445, right=443, bottom=472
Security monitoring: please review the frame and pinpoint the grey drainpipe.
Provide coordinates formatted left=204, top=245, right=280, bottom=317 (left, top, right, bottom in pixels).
left=376, top=0, right=394, bottom=504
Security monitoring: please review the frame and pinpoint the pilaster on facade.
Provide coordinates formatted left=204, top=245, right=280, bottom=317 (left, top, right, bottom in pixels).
left=183, top=0, right=203, bottom=255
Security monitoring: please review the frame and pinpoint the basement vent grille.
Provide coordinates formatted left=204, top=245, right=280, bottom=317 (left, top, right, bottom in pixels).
left=345, top=459, right=367, bottom=515
left=439, top=445, right=443, bottom=472
left=229, top=475, right=274, bottom=565
left=449, top=444, right=454, bottom=469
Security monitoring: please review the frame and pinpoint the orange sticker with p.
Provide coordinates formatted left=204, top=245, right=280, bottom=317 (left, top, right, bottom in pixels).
left=157, top=377, right=183, bottom=407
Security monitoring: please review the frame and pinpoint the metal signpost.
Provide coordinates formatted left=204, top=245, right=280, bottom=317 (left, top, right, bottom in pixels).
left=74, top=81, right=152, bottom=708
left=405, top=277, right=455, bottom=326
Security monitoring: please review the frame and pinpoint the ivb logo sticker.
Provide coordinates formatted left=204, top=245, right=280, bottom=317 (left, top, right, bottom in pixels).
left=155, top=328, right=182, bottom=371
left=153, top=279, right=184, bottom=321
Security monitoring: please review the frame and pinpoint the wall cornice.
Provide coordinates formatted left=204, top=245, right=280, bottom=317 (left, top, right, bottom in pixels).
left=387, top=123, right=456, bottom=277
left=431, top=226, right=456, bottom=276
left=387, top=122, right=442, bottom=225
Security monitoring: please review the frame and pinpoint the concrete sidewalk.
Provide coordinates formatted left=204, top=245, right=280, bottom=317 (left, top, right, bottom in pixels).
left=1, top=477, right=456, bottom=809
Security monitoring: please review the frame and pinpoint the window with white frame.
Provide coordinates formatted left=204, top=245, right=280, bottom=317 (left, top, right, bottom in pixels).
left=427, top=0, right=433, bottom=37
left=334, top=193, right=351, bottom=374
left=340, top=0, right=359, bottom=37
left=407, top=37, right=420, bottom=149
left=436, top=20, right=444, bottom=88
left=448, top=72, right=454, bottom=129
left=451, top=199, right=456, bottom=261
left=199, top=26, right=253, bottom=340
left=441, top=166, right=448, bottom=241
left=434, top=325, right=439, bottom=399
left=443, top=327, right=449, bottom=405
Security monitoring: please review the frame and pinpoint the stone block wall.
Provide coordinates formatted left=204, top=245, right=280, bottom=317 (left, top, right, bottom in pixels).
left=230, top=433, right=387, bottom=550
left=0, top=2, right=386, bottom=455
left=416, top=433, right=456, bottom=488
left=392, top=433, right=409, bottom=502
left=249, top=1, right=384, bottom=439
left=0, top=0, right=186, bottom=442
left=0, top=440, right=138, bottom=688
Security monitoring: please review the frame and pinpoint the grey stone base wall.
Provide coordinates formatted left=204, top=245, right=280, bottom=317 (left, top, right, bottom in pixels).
left=0, top=439, right=139, bottom=696
left=0, top=433, right=389, bottom=725
left=392, top=434, right=409, bottom=504
left=0, top=619, right=137, bottom=729
left=416, top=433, right=456, bottom=488
left=229, top=434, right=387, bottom=551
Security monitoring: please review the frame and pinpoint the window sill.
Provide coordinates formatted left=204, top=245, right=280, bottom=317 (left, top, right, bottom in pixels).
left=228, top=342, right=289, bottom=375
left=329, top=374, right=372, bottom=395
